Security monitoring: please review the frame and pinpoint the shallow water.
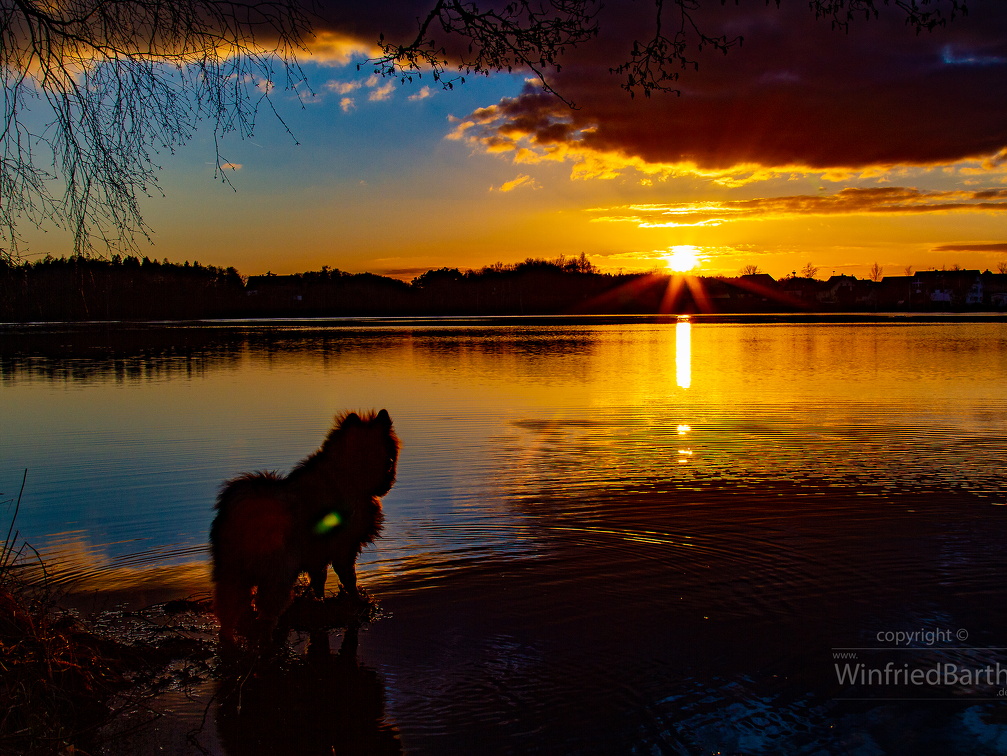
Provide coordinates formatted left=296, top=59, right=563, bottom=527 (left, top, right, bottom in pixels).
left=2, top=317, right=1007, bottom=754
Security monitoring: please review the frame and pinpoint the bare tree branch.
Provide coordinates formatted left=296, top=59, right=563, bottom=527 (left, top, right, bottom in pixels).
left=366, top=0, right=599, bottom=107
left=611, top=0, right=745, bottom=98
left=1, top=0, right=312, bottom=258
left=608, top=0, right=967, bottom=97
left=810, top=0, right=967, bottom=33
left=0, top=0, right=971, bottom=260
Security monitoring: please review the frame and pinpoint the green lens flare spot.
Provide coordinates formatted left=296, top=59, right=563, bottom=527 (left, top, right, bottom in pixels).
left=314, top=511, right=342, bottom=534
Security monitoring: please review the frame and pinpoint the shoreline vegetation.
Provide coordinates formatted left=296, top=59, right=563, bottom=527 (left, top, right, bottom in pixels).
left=0, top=475, right=385, bottom=755
left=0, top=537, right=381, bottom=755
left=2, top=254, right=1007, bottom=322
left=0, top=474, right=212, bottom=755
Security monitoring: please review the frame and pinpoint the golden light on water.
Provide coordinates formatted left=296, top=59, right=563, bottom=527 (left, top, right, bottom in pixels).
left=662, top=245, right=701, bottom=272
left=677, top=423, right=692, bottom=463
left=676, top=318, right=691, bottom=389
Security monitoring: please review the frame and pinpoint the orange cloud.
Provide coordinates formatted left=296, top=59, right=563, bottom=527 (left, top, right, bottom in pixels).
left=367, top=80, right=395, bottom=101
left=325, top=80, right=363, bottom=95
left=304, top=30, right=378, bottom=65
left=408, top=86, right=436, bottom=101
left=589, top=187, right=1007, bottom=228
left=494, top=174, right=540, bottom=192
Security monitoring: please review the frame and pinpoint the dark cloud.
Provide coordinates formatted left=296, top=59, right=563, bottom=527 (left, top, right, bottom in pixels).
left=375, top=266, right=433, bottom=280
left=438, top=1, right=1007, bottom=170
left=308, top=0, right=431, bottom=43
left=289, top=2, right=1007, bottom=169
left=932, top=242, right=1007, bottom=252
left=972, top=189, right=1007, bottom=199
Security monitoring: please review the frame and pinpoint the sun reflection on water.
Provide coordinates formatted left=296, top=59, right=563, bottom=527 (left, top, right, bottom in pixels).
left=675, top=317, right=692, bottom=389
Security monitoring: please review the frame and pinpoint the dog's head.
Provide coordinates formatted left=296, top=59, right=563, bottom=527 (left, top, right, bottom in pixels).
left=324, top=409, right=399, bottom=496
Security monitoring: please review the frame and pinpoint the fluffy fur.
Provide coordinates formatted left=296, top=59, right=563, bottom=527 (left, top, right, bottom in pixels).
left=210, top=410, right=399, bottom=649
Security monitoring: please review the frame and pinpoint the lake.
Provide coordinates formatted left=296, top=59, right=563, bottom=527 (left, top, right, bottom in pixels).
left=2, top=316, right=1007, bottom=754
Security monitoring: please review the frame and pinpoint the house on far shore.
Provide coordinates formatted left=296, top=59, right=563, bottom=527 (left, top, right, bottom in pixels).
left=711, top=274, right=781, bottom=310
left=777, top=276, right=823, bottom=306
left=911, top=270, right=985, bottom=309
left=245, top=274, right=305, bottom=306
left=875, top=275, right=913, bottom=310
left=817, top=274, right=875, bottom=309
left=981, top=271, right=1007, bottom=309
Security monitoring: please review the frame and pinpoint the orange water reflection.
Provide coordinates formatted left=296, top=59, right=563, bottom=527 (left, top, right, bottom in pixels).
left=5, top=320, right=1007, bottom=753
left=676, top=317, right=692, bottom=389
left=2, top=319, right=1007, bottom=593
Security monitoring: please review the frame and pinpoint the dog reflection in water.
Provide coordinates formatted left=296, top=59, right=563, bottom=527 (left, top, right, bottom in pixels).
left=210, top=410, right=399, bottom=652
left=216, top=626, right=402, bottom=755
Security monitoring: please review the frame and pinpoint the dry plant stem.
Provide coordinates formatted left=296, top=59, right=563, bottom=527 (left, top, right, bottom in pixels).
left=1, top=469, right=27, bottom=571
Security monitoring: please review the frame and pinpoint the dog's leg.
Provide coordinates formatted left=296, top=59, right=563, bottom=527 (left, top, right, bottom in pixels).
left=214, top=577, right=254, bottom=651
left=307, top=565, right=328, bottom=599
left=253, top=576, right=295, bottom=649
left=333, top=558, right=361, bottom=602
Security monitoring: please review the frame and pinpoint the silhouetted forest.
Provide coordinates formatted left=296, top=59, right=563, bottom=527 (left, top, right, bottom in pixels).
left=1, top=254, right=1005, bottom=322
left=0, top=255, right=245, bottom=320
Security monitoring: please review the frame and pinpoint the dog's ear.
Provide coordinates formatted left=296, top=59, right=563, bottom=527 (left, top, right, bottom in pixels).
left=376, top=409, right=391, bottom=427
left=340, top=412, right=361, bottom=427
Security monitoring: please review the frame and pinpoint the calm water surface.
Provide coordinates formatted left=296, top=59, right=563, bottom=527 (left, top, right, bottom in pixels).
left=2, top=317, right=1007, bottom=754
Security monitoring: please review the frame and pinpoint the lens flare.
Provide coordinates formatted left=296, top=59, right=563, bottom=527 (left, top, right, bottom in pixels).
left=663, top=245, right=701, bottom=272
left=313, top=510, right=343, bottom=534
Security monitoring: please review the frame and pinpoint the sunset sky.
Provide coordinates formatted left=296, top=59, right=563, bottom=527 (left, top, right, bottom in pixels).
left=22, top=0, right=1007, bottom=280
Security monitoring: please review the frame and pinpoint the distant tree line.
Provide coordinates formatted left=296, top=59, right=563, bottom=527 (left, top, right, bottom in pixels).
left=0, top=255, right=246, bottom=320
left=1, top=253, right=1006, bottom=322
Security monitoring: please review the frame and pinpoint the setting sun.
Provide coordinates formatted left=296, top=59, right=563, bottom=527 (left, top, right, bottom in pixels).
left=663, top=246, right=701, bottom=273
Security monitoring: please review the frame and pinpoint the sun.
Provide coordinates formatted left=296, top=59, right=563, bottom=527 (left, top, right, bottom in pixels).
left=662, top=246, right=701, bottom=273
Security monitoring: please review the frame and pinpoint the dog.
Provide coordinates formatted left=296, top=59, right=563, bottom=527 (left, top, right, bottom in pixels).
left=209, top=410, right=399, bottom=650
